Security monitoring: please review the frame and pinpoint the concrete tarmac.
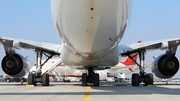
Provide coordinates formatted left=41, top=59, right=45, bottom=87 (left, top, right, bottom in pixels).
left=0, top=82, right=180, bottom=101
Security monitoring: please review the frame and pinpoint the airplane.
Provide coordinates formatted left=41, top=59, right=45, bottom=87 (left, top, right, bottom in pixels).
left=0, top=0, right=180, bottom=87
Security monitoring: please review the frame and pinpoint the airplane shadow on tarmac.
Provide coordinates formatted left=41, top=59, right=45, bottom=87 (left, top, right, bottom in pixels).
left=0, top=82, right=179, bottom=95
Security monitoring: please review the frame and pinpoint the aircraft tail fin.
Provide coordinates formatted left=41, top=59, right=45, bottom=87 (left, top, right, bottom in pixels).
left=121, top=54, right=138, bottom=66
left=121, top=40, right=141, bottom=66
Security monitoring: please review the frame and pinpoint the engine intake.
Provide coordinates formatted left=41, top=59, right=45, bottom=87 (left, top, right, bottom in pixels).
left=1, top=53, right=30, bottom=77
left=152, top=54, right=179, bottom=78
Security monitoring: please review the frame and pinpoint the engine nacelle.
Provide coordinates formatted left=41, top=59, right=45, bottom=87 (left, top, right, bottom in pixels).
left=1, top=53, right=30, bottom=78
left=151, top=54, right=179, bottom=78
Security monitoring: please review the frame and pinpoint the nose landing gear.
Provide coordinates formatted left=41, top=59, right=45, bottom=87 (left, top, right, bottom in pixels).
left=82, top=68, right=99, bottom=86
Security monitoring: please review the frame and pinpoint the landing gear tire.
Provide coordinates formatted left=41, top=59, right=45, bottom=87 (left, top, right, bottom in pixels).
left=145, top=73, right=153, bottom=86
left=132, top=73, right=140, bottom=86
left=82, top=73, right=87, bottom=86
left=28, top=73, right=35, bottom=85
left=42, top=73, right=49, bottom=86
left=94, top=73, right=99, bottom=86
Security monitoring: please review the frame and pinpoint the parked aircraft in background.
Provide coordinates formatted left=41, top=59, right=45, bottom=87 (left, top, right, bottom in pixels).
left=28, top=53, right=138, bottom=82
left=0, top=0, right=180, bottom=87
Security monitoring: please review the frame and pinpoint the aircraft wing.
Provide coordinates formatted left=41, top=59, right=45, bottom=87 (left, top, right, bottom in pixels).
left=121, top=38, right=180, bottom=56
left=0, top=37, right=61, bottom=55
left=110, top=64, right=151, bottom=73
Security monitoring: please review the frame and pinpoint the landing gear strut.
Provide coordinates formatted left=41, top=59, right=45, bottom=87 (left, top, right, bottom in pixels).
left=27, top=49, right=52, bottom=86
left=82, top=68, right=99, bottom=86
left=130, top=50, right=154, bottom=86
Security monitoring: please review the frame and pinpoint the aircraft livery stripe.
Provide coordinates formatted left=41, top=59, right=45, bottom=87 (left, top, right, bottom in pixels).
left=83, top=86, right=91, bottom=101
left=128, top=68, right=134, bottom=72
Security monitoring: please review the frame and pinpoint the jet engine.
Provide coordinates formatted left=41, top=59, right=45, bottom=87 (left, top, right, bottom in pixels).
left=1, top=53, right=30, bottom=78
left=151, top=54, right=179, bottom=78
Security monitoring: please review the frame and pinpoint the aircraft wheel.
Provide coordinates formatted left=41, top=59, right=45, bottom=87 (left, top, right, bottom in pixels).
left=132, top=73, right=139, bottom=86
left=42, top=73, right=49, bottom=86
left=82, top=73, right=87, bottom=86
left=145, top=73, right=154, bottom=86
left=28, top=73, right=35, bottom=85
left=94, top=73, right=99, bottom=86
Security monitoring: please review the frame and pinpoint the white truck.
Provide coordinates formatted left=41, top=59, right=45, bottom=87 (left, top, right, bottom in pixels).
left=114, top=73, right=125, bottom=82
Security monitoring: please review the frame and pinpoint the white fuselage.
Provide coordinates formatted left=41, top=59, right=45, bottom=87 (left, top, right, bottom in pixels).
left=51, top=0, right=131, bottom=66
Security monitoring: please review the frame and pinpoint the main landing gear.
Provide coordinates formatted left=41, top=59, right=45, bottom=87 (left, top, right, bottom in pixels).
left=27, top=49, right=53, bottom=86
left=82, top=68, right=99, bottom=86
left=130, top=50, right=154, bottom=86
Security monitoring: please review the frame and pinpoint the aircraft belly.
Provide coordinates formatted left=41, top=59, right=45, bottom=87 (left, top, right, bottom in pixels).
left=60, top=44, right=119, bottom=66
left=52, top=0, right=131, bottom=59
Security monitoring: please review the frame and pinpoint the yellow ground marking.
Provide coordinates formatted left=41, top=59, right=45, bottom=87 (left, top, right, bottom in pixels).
left=26, top=85, right=34, bottom=87
left=83, top=86, right=91, bottom=101
left=147, top=85, right=155, bottom=86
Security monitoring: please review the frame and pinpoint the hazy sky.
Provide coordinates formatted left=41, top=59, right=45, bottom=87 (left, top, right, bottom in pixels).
left=0, top=0, right=180, bottom=78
